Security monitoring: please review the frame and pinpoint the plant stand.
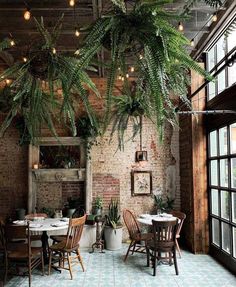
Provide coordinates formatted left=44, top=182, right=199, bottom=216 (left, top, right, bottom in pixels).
left=90, top=215, right=105, bottom=253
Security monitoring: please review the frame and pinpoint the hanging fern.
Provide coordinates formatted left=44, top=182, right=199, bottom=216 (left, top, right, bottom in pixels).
left=0, top=16, right=98, bottom=144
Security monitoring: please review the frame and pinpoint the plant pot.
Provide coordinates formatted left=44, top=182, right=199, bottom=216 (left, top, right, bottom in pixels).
left=104, top=226, right=123, bottom=250
left=15, top=208, right=26, bottom=220
left=66, top=208, right=76, bottom=218
left=94, top=207, right=102, bottom=216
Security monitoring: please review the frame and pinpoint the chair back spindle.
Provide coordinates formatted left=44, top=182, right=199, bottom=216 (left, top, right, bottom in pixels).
left=65, top=214, right=86, bottom=250
left=123, top=209, right=141, bottom=239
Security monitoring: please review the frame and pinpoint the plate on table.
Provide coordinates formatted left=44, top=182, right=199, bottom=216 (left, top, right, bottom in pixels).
left=13, top=220, right=26, bottom=225
left=139, top=214, right=152, bottom=219
left=29, top=223, right=43, bottom=228
left=51, top=222, right=68, bottom=227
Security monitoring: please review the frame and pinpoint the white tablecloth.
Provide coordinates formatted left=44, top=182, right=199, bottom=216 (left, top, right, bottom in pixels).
left=137, top=215, right=177, bottom=225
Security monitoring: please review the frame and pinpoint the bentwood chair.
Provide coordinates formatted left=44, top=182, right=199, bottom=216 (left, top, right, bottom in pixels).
left=169, top=210, right=186, bottom=258
left=147, top=219, right=179, bottom=276
left=123, top=209, right=153, bottom=262
left=48, top=214, right=86, bottom=279
left=4, top=222, right=44, bottom=287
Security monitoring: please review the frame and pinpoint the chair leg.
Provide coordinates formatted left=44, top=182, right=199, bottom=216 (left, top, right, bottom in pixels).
left=175, top=239, right=181, bottom=258
left=124, top=241, right=134, bottom=262
left=153, top=251, right=157, bottom=276
left=48, top=250, right=52, bottom=275
left=28, top=260, right=31, bottom=287
left=4, top=256, right=8, bottom=284
left=131, top=242, right=136, bottom=255
left=41, top=252, right=45, bottom=275
left=76, top=249, right=85, bottom=272
left=67, top=253, right=73, bottom=280
left=146, top=247, right=150, bottom=267
left=173, top=248, right=179, bottom=275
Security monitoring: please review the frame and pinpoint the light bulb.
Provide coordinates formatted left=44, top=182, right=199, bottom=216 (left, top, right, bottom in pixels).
left=190, top=39, right=194, bottom=47
left=212, top=13, right=217, bottom=22
left=69, top=0, right=75, bottom=6
left=24, top=9, right=31, bottom=21
left=6, top=79, right=11, bottom=85
left=130, top=66, right=134, bottom=72
left=121, top=76, right=124, bottom=81
left=75, top=28, right=80, bottom=37
left=118, top=75, right=122, bottom=80
left=52, top=48, right=56, bottom=54
left=178, top=22, right=184, bottom=31
left=23, top=57, right=27, bottom=62
left=10, top=40, right=15, bottom=46
left=126, top=73, right=129, bottom=78
left=139, top=54, right=143, bottom=60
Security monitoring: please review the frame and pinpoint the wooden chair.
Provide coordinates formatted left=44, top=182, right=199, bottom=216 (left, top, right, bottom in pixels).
left=123, top=209, right=153, bottom=262
left=4, top=222, right=44, bottom=287
left=48, top=214, right=86, bottom=279
left=147, top=219, right=179, bottom=276
left=169, top=210, right=186, bottom=258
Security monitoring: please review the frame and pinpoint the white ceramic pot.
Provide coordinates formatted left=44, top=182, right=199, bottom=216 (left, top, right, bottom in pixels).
left=104, top=226, right=123, bottom=250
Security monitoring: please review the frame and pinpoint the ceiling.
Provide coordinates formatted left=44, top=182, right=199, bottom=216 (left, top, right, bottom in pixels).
left=0, top=0, right=225, bottom=75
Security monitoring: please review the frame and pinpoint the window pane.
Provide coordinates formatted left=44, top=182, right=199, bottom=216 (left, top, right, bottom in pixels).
left=219, top=127, right=227, bottom=155
left=227, top=29, right=236, bottom=52
left=210, top=130, right=217, bottom=157
left=231, top=158, right=236, bottom=188
left=217, top=36, right=226, bottom=63
left=230, top=123, right=236, bottom=154
left=212, top=218, right=220, bottom=246
left=232, top=193, right=236, bottom=223
left=210, top=160, right=218, bottom=186
left=233, top=227, right=236, bottom=258
left=220, top=159, right=228, bottom=187
left=211, top=189, right=219, bottom=215
left=217, top=70, right=226, bottom=94
left=221, top=190, right=230, bottom=220
left=222, top=222, right=231, bottom=253
left=228, top=63, right=236, bottom=87
left=208, top=46, right=215, bottom=70
left=208, top=82, right=216, bottom=100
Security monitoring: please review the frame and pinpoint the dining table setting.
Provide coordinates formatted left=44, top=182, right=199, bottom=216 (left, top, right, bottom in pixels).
left=137, top=213, right=178, bottom=225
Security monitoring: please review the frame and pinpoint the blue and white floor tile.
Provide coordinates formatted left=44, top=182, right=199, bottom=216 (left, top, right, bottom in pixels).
left=3, top=245, right=236, bottom=287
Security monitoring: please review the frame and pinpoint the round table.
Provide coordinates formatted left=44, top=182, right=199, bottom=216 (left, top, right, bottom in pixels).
left=137, top=214, right=178, bottom=225
left=29, top=218, right=69, bottom=262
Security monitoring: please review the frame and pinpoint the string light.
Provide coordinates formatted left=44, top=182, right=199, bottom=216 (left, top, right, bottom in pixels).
left=121, top=76, right=125, bottom=81
left=23, top=57, right=27, bottom=62
left=212, top=12, right=218, bottom=22
left=126, top=73, right=129, bottom=78
left=190, top=39, right=195, bottom=47
left=6, top=79, right=11, bottom=85
left=24, top=8, right=31, bottom=20
left=178, top=22, right=184, bottom=31
left=130, top=66, right=135, bottom=72
left=10, top=39, right=15, bottom=46
left=52, top=47, right=56, bottom=54
left=139, top=54, right=143, bottom=60
left=69, top=0, right=75, bottom=6
left=118, top=75, right=122, bottom=80
left=75, top=28, right=80, bottom=37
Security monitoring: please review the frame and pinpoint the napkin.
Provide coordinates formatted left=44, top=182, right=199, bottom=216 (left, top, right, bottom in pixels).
left=13, top=220, right=26, bottom=225
left=51, top=222, right=68, bottom=227
left=29, top=223, right=42, bottom=228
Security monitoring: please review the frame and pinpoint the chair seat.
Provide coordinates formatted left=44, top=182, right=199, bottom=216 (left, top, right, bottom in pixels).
left=133, top=232, right=153, bottom=242
left=50, top=235, right=66, bottom=243
left=147, top=240, right=175, bottom=251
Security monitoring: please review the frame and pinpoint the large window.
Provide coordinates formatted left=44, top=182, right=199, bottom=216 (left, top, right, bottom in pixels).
left=208, top=124, right=236, bottom=263
left=206, top=25, right=236, bottom=101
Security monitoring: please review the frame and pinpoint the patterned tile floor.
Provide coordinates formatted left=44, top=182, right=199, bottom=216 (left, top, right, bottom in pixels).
left=3, top=245, right=236, bottom=287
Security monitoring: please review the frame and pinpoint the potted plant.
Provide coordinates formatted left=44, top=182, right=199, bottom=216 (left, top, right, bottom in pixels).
left=93, top=196, right=103, bottom=216
left=153, top=195, right=175, bottom=214
left=104, top=199, right=123, bottom=250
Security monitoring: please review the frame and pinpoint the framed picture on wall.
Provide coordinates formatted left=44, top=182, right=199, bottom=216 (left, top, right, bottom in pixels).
left=131, top=170, right=152, bottom=196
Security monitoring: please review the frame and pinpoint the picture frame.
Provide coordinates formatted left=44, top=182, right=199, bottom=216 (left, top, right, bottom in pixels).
left=131, top=170, right=152, bottom=196
left=135, top=151, right=148, bottom=162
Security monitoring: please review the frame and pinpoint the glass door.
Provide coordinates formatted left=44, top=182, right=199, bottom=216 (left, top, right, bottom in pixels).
left=208, top=124, right=236, bottom=271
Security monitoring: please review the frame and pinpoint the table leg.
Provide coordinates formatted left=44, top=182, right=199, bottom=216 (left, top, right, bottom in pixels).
left=41, top=231, right=49, bottom=263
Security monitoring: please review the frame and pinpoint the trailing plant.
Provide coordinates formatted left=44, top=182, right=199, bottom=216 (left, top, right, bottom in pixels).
left=94, top=196, right=103, bottom=209
left=79, top=0, right=212, bottom=140
left=105, top=198, right=121, bottom=229
left=0, top=16, right=98, bottom=144
left=110, top=80, right=154, bottom=150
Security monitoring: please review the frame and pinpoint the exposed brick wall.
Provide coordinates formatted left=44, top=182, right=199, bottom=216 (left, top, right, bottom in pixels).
left=0, top=78, right=180, bottom=232
left=0, top=116, right=28, bottom=220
